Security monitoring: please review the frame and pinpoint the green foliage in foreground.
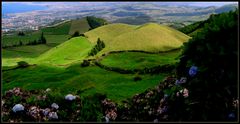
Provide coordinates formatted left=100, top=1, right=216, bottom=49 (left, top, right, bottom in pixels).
left=177, top=10, right=238, bottom=121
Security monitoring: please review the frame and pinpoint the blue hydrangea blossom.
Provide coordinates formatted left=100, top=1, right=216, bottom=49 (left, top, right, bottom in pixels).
left=189, top=66, right=198, bottom=77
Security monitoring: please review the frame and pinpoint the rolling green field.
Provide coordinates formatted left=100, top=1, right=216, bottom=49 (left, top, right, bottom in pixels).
left=2, top=45, right=52, bottom=66
left=100, top=49, right=181, bottom=70
left=2, top=20, right=190, bottom=103
left=2, top=63, right=167, bottom=103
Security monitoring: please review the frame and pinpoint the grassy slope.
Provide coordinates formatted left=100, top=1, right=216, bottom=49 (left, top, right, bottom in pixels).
left=85, top=23, right=190, bottom=55
left=2, top=20, right=88, bottom=66
left=2, top=64, right=167, bottom=103
left=41, top=21, right=71, bottom=35
left=2, top=45, right=52, bottom=66
left=84, top=23, right=137, bottom=43
left=2, top=34, right=69, bottom=66
left=100, top=49, right=181, bottom=70
left=69, top=18, right=91, bottom=35
left=36, top=37, right=93, bottom=65
left=107, top=23, right=190, bottom=52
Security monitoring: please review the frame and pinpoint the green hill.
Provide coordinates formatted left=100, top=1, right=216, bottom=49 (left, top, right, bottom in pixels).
left=84, top=23, right=137, bottom=44
left=41, top=20, right=72, bottom=35
left=36, top=37, right=93, bottom=65
left=85, top=23, right=190, bottom=55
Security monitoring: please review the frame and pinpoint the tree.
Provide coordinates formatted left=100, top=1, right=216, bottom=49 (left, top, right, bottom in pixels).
left=18, top=31, right=25, bottom=36
left=176, top=10, right=238, bottom=121
left=40, top=32, right=47, bottom=44
left=88, top=38, right=105, bottom=56
left=17, top=61, right=29, bottom=68
left=72, top=31, right=80, bottom=38
left=81, top=60, right=90, bottom=67
left=19, top=40, right=23, bottom=46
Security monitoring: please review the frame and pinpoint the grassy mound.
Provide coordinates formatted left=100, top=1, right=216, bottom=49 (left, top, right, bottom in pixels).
left=84, top=23, right=137, bottom=44
left=85, top=23, right=190, bottom=55
left=36, top=37, right=93, bottom=65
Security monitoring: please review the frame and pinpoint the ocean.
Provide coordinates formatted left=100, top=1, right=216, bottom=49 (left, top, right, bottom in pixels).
left=2, top=3, right=49, bottom=15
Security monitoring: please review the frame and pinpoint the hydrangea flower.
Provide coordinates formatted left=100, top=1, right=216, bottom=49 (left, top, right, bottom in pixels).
left=65, top=94, right=76, bottom=101
left=183, top=88, right=189, bottom=98
left=189, top=66, right=198, bottom=77
left=180, top=77, right=187, bottom=83
left=175, top=77, right=187, bottom=85
left=46, top=88, right=51, bottom=92
left=41, top=108, right=50, bottom=116
left=51, top=103, right=59, bottom=109
left=12, top=104, right=24, bottom=113
left=28, top=106, right=40, bottom=119
left=228, top=112, right=236, bottom=119
left=48, top=112, right=58, bottom=120
left=153, top=119, right=158, bottom=123
left=105, top=116, right=109, bottom=123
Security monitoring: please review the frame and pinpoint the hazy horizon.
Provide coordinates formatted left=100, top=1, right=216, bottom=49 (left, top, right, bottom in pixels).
left=2, top=1, right=238, bottom=7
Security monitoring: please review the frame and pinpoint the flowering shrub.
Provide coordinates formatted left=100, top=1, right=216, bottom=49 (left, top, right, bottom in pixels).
left=188, top=66, right=198, bottom=77
left=12, top=104, right=24, bottom=113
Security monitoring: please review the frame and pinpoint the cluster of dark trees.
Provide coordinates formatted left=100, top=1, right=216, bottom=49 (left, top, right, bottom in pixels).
left=68, top=31, right=86, bottom=39
left=176, top=10, right=238, bottom=121
left=3, top=32, right=47, bottom=48
left=18, top=31, right=25, bottom=36
left=86, top=16, right=108, bottom=30
left=81, top=59, right=91, bottom=67
left=88, top=38, right=105, bottom=56
left=26, top=32, right=47, bottom=45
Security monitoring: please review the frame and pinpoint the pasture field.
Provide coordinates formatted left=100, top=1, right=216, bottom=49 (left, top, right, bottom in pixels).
left=100, top=49, right=181, bottom=70
left=2, top=63, right=168, bottom=103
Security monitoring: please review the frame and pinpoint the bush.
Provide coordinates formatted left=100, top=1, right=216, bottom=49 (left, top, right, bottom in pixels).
left=79, top=93, right=106, bottom=121
left=133, top=74, right=142, bottom=81
left=17, top=61, right=29, bottom=68
left=81, top=60, right=90, bottom=67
